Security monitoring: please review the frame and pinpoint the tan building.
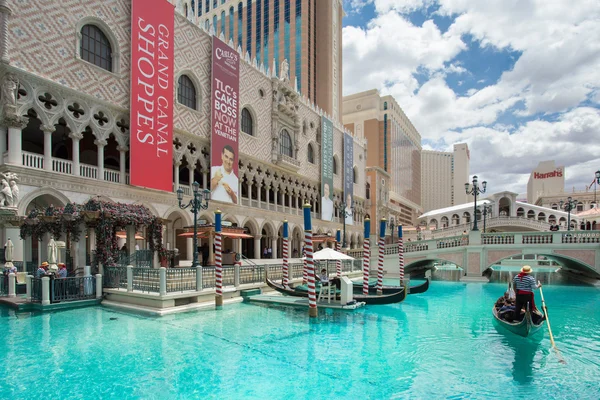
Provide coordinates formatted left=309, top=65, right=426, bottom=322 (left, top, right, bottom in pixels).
left=0, top=0, right=366, bottom=267
left=188, top=0, right=343, bottom=120
left=527, top=160, right=565, bottom=204
left=342, top=90, right=422, bottom=230
left=421, top=143, right=470, bottom=212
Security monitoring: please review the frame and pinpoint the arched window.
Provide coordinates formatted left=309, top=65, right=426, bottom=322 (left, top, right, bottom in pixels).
left=185, top=3, right=189, bottom=17
left=213, top=15, right=218, bottom=31
left=280, top=129, right=293, bottom=157
left=353, top=167, right=358, bottom=184
left=221, top=11, right=226, bottom=34
left=366, top=182, right=370, bottom=199
left=80, top=25, right=112, bottom=72
left=307, top=144, right=314, bottom=163
left=229, top=6, right=235, bottom=40
left=333, top=156, right=338, bottom=174
left=177, top=75, right=197, bottom=109
left=241, top=108, right=253, bottom=136
left=383, top=101, right=388, bottom=110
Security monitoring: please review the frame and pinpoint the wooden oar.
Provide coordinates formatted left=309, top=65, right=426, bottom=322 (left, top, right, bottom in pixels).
left=538, top=283, right=566, bottom=364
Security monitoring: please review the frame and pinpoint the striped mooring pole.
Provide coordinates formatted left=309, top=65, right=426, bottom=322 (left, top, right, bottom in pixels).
left=215, top=209, right=223, bottom=309
left=377, top=218, right=386, bottom=295
left=335, top=229, right=342, bottom=278
left=282, top=220, right=289, bottom=286
left=398, top=225, right=405, bottom=285
left=304, top=203, right=317, bottom=318
left=362, top=218, right=371, bottom=296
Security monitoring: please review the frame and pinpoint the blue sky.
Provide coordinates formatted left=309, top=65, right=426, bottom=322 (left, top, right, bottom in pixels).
left=341, top=0, right=600, bottom=196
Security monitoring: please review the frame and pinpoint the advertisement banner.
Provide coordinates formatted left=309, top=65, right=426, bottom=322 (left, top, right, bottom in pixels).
left=321, top=116, right=334, bottom=221
left=210, top=36, right=240, bottom=204
left=344, top=132, right=354, bottom=226
left=130, top=0, right=174, bottom=191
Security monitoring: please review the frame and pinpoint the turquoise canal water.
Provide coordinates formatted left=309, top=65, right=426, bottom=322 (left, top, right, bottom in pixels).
left=1, top=282, right=599, bottom=399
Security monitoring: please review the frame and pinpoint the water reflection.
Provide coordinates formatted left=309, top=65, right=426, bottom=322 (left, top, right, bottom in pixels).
left=495, top=324, right=542, bottom=385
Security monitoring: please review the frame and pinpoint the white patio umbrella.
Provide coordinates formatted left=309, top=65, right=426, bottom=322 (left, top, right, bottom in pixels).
left=312, top=247, right=354, bottom=261
left=4, top=238, right=14, bottom=270
left=48, top=238, right=58, bottom=271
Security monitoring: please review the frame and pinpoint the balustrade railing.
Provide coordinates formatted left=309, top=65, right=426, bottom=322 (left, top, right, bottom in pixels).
left=166, top=268, right=196, bottom=292
left=52, top=158, right=73, bottom=174
left=131, top=268, right=160, bottom=293
left=240, top=265, right=264, bottom=284
left=31, top=278, right=42, bottom=302
left=202, top=267, right=215, bottom=289
left=436, top=236, right=466, bottom=249
left=223, top=266, right=235, bottom=286
left=562, top=231, right=600, bottom=244
left=522, top=234, right=553, bottom=244
left=405, top=243, right=429, bottom=253
left=104, top=169, right=120, bottom=183
left=103, top=267, right=127, bottom=289
left=482, top=234, right=515, bottom=245
left=22, top=152, right=44, bottom=169
left=52, top=276, right=96, bottom=303
left=0, top=274, right=7, bottom=296
left=80, top=164, right=98, bottom=179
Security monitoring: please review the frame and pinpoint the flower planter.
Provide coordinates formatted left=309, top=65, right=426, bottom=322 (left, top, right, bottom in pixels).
left=81, top=210, right=100, bottom=222
left=39, top=216, right=57, bottom=223
left=24, top=218, right=39, bottom=226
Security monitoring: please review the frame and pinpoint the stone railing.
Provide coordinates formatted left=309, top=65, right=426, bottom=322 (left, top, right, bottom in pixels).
left=429, top=216, right=554, bottom=239
left=482, top=233, right=515, bottom=245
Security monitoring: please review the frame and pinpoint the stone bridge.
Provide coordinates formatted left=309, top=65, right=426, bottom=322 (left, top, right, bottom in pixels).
left=349, top=230, right=600, bottom=281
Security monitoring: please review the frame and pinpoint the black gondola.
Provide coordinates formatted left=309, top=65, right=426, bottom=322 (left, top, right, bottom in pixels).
left=265, top=277, right=407, bottom=305
left=352, top=278, right=429, bottom=295
left=492, top=304, right=545, bottom=337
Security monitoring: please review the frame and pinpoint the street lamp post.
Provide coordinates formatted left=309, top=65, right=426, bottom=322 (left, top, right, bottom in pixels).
left=559, top=197, right=576, bottom=231
left=337, top=201, right=354, bottom=248
left=594, top=170, right=600, bottom=207
left=389, top=217, right=396, bottom=244
left=481, top=204, right=492, bottom=233
left=465, top=176, right=487, bottom=231
left=177, top=182, right=211, bottom=267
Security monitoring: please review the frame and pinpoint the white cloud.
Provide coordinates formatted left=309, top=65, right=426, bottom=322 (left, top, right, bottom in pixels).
left=342, top=0, right=600, bottom=195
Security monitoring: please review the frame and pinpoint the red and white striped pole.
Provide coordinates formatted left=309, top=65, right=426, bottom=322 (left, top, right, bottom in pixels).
left=282, top=220, right=289, bottom=286
left=215, top=210, right=223, bottom=309
left=304, top=204, right=317, bottom=317
left=398, top=225, right=405, bottom=285
left=302, top=245, right=308, bottom=285
left=362, top=218, right=371, bottom=296
left=335, top=229, right=342, bottom=277
left=377, top=218, right=387, bottom=295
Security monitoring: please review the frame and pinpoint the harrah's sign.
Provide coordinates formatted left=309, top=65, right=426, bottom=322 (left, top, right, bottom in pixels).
left=534, top=169, right=563, bottom=180
left=130, top=0, right=174, bottom=191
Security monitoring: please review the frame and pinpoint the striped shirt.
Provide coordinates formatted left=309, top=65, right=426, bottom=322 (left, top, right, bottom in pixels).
left=513, top=274, right=536, bottom=292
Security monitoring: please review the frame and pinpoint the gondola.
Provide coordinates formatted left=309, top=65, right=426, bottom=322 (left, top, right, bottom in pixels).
left=492, top=304, right=545, bottom=338
left=265, top=277, right=407, bottom=305
left=352, top=278, right=429, bottom=295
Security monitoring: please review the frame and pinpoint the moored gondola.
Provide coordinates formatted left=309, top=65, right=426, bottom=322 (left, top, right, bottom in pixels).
left=492, top=304, right=545, bottom=337
left=352, top=278, right=429, bottom=295
left=266, top=277, right=407, bottom=305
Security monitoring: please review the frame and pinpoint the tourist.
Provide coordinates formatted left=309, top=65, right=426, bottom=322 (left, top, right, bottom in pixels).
left=135, top=244, right=140, bottom=251
left=263, top=247, right=268, bottom=258
left=513, top=266, right=542, bottom=320
left=319, top=268, right=330, bottom=285
left=200, top=243, right=209, bottom=267
left=292, top=248, right=298, bottom=258
left=267, top=247, right=272, bottom=259
left=57, top=263, right=67, bottom=278
left=120, top=244, right=127, bottom=252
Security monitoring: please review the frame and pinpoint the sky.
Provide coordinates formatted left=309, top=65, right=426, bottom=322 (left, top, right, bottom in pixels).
left=341, top=0, right=600, bottom=197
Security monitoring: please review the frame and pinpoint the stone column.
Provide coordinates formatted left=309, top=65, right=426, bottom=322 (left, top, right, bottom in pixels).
left=271, top=237, right=278, bottom=260
left=8, top=272, right=15, bottom=297
left=71, top=133, right=81, bottom=176
left=174, top=161, right=181, bottom=192
left=254, top=235, right=262, bottom=259
left=257, top=182, right=262, bottom=208
left=7, top=118, right=26, bottom=165
left=126, top=225, right=136, bottom=257
left=95, top=139, right=106, bottom=181
left=42, top=125, right=54, bottom=172
left=247, top=181, right=253, bottom=204
left=118, top=146, right=127, bottom=183
left=41, top=276, right=50, bottom=305
left=0, top=126, right=6, bottom=165
left=186, top=237, right=193, bottom=261
left=208, top=233, right=214, bottom=265
left=95, top=274, right=102, bottom=299
left=265, top=186, right=270, bottom=207
left=159, top=267, right=167, bottom=295
left=26, top=275, right=32, bottom=301
left=0, top=2, right=12, bottom=64
left=126, top=265, right=133, bottom=292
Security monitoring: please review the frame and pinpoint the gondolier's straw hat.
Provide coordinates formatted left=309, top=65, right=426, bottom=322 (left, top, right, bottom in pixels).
left=520, top=265, right=532, bottom=273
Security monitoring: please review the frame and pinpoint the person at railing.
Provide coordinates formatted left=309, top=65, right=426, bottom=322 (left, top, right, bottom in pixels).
left=57, top=263, right=67, bottom=279
left=201, top=243, right=209, bottom=267
left=36, top=262, right=48, bottom=278
left=318, top=268, right=340, bottom=290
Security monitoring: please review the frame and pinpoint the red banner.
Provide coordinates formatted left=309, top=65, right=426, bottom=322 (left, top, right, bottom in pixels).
left=210, top=36, right=240, bottom=204
left=130, top=0, right=174, bottom=191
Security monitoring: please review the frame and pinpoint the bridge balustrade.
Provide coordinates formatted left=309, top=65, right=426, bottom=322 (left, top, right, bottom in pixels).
left=482, top=234, right=515, bottom=245
left=522, top=233, right=553, bottom=244
left=436, top=235, right=466, bottom=249
left=562, top=231, right=600, bottom=244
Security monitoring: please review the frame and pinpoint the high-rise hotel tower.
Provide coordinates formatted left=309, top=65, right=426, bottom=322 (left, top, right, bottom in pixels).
left=186, top=0, right=343, bottom=120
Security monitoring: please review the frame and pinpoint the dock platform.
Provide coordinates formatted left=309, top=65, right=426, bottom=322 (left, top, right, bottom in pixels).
left=248, top=294, right=366, bottom=310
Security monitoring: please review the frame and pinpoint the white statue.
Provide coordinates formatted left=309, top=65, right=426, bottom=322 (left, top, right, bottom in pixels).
left=0, top=179, right=12, bottom=207
left=9, top=180, right=18, bottom=205
left=2, top=74, right=17, bottom=107
left=280, top=59, right=290, bottom=83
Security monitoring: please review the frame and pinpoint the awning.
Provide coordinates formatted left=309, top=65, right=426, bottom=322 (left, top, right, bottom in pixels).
left=177, top=232, right=209, bottom=238
left=221, top=232, right=253, bottom=239
left=116, top=231, right=145, bottom=240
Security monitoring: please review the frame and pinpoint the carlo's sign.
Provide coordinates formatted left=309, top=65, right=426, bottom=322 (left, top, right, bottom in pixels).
left=534, top=169, right=563, bottom=180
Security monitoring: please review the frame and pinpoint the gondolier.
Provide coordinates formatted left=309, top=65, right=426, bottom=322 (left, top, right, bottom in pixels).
left=513, top=265, right=542, bottom=319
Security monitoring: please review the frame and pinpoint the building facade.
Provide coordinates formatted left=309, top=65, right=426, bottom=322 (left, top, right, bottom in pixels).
left=421, top=143, right=470, bottom=212
left=0, top=0, right=366, bottom=267
left=181, top=0, right=343, bottom=120
left=342, top=90, right=422, bottom=230
left=527, top=160, right=565, bottom=204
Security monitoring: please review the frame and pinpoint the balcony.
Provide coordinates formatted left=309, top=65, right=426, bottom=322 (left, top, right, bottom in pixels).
left=274, top=153, right=301, bottom=173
